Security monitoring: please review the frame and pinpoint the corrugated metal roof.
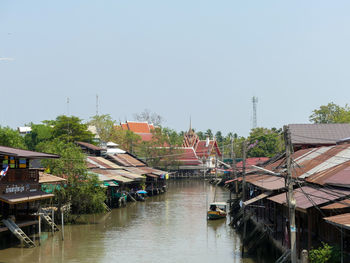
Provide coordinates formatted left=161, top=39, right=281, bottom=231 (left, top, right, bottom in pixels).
left=321, top=199, right=350, bottom=210
left=39, top=172, right=66, bottom=184
left=76, top=141, right=104, bottom=151
left=324, top=213, right=350, bottom=230
left=299, top=145, right=350, bottom=179
left=90, top=169, right=134, bottom=183
left=268, top=186, right=350, bottom=211
left=306, top=161, right=350, bottom=186
left=243, top=191, right=273, bottom=206
left=115, top=169, right=145, bottom=180
left=289, top=123, right=350, bottom=145
left=108, top=153, right=146, bottom=167
left=0, top=191, right=54, bottom=204
left=87, top=156, right=122, bottom=169
left=137, top=166, right=166, bottom=176
left=123, top=167, right=147, bottom=175
left=0, top=146, right=59, bottom=159
left=246, top=174, right=286, bottom=191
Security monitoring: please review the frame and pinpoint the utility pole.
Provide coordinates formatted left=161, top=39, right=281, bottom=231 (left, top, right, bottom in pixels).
left=284, top=125, right=297, bottom=263
left=230, top=137, right=238, bottom=194
left=241, top=140, right=247, bottom=256
left=215, top=153, right=218, bottom=179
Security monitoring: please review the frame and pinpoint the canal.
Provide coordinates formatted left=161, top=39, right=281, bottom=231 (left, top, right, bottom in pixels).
left=0, top=180, right=256, bottom=263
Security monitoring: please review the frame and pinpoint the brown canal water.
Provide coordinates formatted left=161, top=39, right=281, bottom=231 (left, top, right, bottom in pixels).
left=0, top=180, right=257, bottom=263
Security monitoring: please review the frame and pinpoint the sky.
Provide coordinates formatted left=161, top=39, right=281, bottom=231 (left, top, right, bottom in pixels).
left=1, top=1, right=350, bottom=136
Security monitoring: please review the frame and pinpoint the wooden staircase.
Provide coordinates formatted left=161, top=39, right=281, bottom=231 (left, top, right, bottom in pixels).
left=40, top=208, right=59, bottom=232
left=2, top=219, right=36, bottom=248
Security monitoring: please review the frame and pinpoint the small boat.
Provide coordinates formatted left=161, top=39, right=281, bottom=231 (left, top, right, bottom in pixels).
left=207, top=202, right=227, bottom=220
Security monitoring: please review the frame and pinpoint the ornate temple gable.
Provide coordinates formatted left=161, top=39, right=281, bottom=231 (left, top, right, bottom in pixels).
left=182, top=119, right=200, bottom=148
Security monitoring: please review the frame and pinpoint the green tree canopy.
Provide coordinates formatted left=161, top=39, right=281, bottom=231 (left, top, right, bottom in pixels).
left=40, top=139, right=106, bottom=214
left=0, top=126, right=26, bottom=148
left=50, top=115, right=95, bottom=143
left=88, top=114, right=115, bottom=142
left=309, top=102, right=350, bottom=123
left=24, top=124, right=53, bottom=151
left=136, top=127, right=182, bottom=169
left=247, top=127, right=283, bottom=158
left=110, top=129, right=141, bottom=153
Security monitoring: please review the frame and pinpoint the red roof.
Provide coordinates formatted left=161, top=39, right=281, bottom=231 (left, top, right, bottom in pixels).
left=195, top=140, right=222, bottom=158
left=177, top=148, right=202, bottom=166
left=122, top=121, right=151, bottom=133
left=138, top=133, right=153, bottom=142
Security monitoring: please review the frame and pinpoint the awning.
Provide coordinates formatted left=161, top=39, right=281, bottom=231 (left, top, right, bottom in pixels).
left=0, top=191, right=54, bottom=204
left=103, top=181, right=119, bottom=187
left=324, top=213, right=350, bottom=230
left=243, top=191, right=273, bottom=206
left=145, top=173, right=158, bottom=178
left=225, top=177, right=242, bottom=184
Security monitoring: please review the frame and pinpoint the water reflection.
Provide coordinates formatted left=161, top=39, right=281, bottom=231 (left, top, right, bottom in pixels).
left=0, top=180, right=256, bottom=263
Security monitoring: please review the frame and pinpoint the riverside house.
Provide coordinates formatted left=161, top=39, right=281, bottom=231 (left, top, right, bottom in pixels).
left=0, top=146, right=59, bottom=247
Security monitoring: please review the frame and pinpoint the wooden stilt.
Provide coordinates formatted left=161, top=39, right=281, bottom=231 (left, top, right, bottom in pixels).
left=38, top=215, right=41, bottom=246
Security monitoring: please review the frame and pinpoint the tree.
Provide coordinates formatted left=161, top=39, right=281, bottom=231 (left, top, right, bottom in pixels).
left=88, top=114, right=115, bottom=142
left=309, top=242, right=340, bottom=263
left=196, top=131, right=205, bottom=140
left=136, top=127, right=182, bottom=169
left=205, top=129, right=213, bottom=138
left=110, top=128, right=141, bottom=153
left=247, top=128, right=283, bottom=158
left=24, top=124, right=53, bottom=151
left=0, top=126, right=26, bottom=148
left=309, top=102, right=350, bottom=123
left=50, top=115, right=95, bottom=143
left=162, top=127, right=183, bottom=146
left=40, top=139, right=106, bottom=214
left=133, top=109, right=164, bottom=126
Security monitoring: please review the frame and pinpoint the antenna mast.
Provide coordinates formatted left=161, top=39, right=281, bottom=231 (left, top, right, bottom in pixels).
left=67, top=97, right=70, bottom=116
left=96, top=94, right=99, bottom=116
left=252, top=96, right=258, bottom=129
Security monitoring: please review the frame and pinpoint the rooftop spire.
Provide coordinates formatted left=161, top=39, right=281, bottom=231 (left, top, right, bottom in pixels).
left=189, top=116, right=192, bottom=132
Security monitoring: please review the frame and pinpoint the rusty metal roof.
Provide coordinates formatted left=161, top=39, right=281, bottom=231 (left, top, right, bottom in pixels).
left=87, top=156, right=122, bottom=169
left=108, top=153, right=146, bottom=167
left=289, top=123, right=350, bottom=145
left=76, top=141, right=104, bottom=151
left=90, top=169, right=134, bottom=183
left=268, top=186, right=350, bottom=211
left=0, top=191, right=54, bottom=204
left=39, top=172, right=66, bottom=184
left=306, top=161, right=350, bottom=187
left=246, top=174, right=286, bottom=191
left=321, top=199, right=350, bottom=210
left=323, top=213, right=350, bottom=230
left=0, top=146, right=59, bottom=159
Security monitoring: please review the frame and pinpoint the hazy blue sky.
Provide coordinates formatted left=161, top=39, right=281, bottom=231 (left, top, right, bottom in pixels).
left=1, top=1, right=350, bottom=136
